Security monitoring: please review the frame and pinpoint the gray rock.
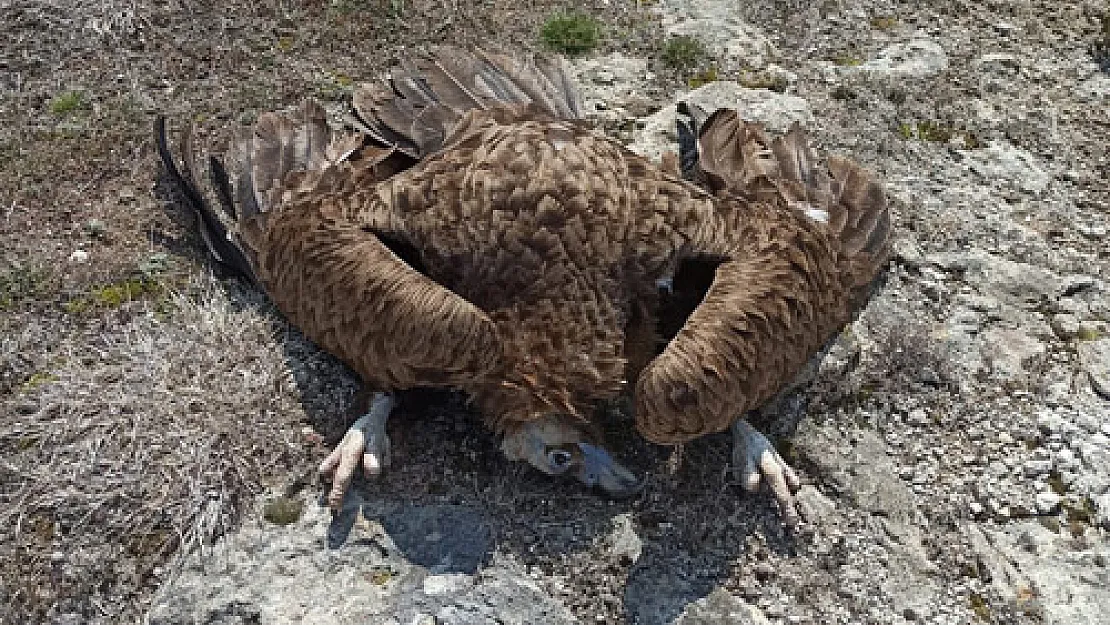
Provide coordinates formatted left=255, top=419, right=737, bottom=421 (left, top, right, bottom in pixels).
left=1094, top=494, right=1110, bottom=529
left=630, top=81, right=813, bottom=162
left=1034, top=492, right=1061, bottom=514
left=1077, top=339, right=1110, bottom=400
left=974, top=53, right=1021, bottom=75
left=1037, top=409, right=1066, bottom=433
left=793, top=423, right=942, bottom=618
left=434, top=569, right=578, bottom=625
left=673, top=588, right=770, bottom=625
left=1073, top=74, right=1110, bottom=101
left=980, top=327, right=1046, bottom=381
left=795, top=425, right=919, bottom=525
left=857, top=39, right=948, bottom=77
left=966, top=142, right=1052, bottom=194
left=1050, top=313, right=1083, bottom=340
left=1024, top=460, right=1053, bottom=477
left=148, top=500, right=571, bottom=625
left=607, top=513, right=643, bottom=564
left=570, top=52, right=656, bottom=123
left=422, top=574, right=473, bottom=597
left=372, top=503, right=493, bottom=573
left=794, top=485, right=838, bottom=526
left=1076, top=223, right=1108, bottom=239
left=925, top=250, right=1060, bottom=307
left=655, top=0, right=776, bottom=70
left=967, top=522, right=1110, bottom=624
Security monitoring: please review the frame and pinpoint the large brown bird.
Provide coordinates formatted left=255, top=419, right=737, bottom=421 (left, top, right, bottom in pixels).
left=155, top=48, right=890, bottom=524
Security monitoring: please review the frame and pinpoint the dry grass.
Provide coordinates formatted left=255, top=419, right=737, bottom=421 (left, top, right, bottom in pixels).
left=0, top=276, right=323, bottom=622
left=0, top=0, right=665, bottom=621
left=864, top=316, right=952, bottom=387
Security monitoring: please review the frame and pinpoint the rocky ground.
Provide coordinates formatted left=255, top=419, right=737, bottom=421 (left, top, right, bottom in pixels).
left=3, top=0, right=1109, bottom=624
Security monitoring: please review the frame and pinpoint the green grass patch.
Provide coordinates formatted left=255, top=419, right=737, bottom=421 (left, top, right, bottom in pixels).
left=540, top=11, right=602, bottom=56
left=870, top=16, right=898, bottom=30
left=63, top=277, right=164, bottom=315
left=969, top=593, right=991, bottom=621
left=1076, top=326, right=1102, bottom=341
left=1047, top=470, right=1067, bottom=495
left=263, top=497, right=304, bottom=525
left=686, top=67, right=719, bottom=88
left=1063, top=495, right=1096, bottom=526
left=832, top=53, right=863, bottom=67
left=738, top=70, right=789, bottom=92
left=661, top=35, right=707, bottom=70
left=366, top=567, right=397, bottom=586
left=18, top=371, right=58, bottom=394
left=49, top=91, right=85, bottom=117
left=897, top=122, right=982, bottom=148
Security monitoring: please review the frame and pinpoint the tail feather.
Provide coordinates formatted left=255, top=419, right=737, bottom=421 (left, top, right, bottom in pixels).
left=153, top=116, right=256, bottom=281
left=675, top=101, right=711, bottom=180
left=769, top=125, right=834, bottom=216
left=827, top=155, right=889, bottom=259
left=688, top=109, right=891, bottom=266
left=154, top=100, right=368, bottom=283
left=353, top=46, right=581, bottom=158
left=352, top=83, right=424, bottom=156
left=208, top=155, right=237, bottom=220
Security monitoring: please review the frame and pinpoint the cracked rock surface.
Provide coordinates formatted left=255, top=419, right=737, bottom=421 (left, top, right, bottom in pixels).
left=65, top=0, right=1110, bottom=623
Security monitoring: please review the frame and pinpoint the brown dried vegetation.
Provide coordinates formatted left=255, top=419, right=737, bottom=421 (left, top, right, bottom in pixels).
left=0, top=1, right=662, bottom=621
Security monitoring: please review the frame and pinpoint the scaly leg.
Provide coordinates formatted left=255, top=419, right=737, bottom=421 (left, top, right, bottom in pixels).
left=319, top=392, right=395, bottom=509
left=732, top=419, right=802, bottom=527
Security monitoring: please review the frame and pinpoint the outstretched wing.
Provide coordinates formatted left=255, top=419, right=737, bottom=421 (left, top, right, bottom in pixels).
left=634, top=111, right=891, bottom=444
left=155, top=102, right=501, bottom=390
left=351, top=46, right=582, bottom=158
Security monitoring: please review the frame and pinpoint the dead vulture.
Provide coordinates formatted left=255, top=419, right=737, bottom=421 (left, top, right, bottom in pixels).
left=154, top=47, right=890, bottom=524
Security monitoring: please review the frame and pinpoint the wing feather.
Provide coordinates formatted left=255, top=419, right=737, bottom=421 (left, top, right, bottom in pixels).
left=634, top=111, right=891, bottom=443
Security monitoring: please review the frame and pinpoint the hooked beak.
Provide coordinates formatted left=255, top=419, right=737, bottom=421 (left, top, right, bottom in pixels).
left=575, top=442, right=642, bottom=498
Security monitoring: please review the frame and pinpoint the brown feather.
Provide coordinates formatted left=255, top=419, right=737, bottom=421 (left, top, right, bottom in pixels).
left=353, top=46, right=580, bottom=161
left=158, top=49, right=891, bottom=447
left=631, top=113, right=890, bottom=444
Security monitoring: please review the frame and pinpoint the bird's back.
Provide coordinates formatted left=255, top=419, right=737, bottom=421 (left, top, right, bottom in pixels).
left=155, top=47, right=891, bottom=438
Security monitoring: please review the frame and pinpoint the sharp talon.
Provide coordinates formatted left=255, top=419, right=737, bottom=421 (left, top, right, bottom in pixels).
left=362, top=451, right=384, bottom=478
left=319, top=392, right=395, bottom=509
left=732, top=420, right=802, bottom=526
left=743, top=471, right=761, bottom=493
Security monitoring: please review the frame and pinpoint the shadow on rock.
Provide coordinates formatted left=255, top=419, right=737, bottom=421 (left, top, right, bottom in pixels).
left=329, top=502, right=494, bottom=574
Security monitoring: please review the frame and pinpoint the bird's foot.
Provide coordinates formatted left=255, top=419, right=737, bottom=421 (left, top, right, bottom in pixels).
left=319, top=392, right=395, bottom=510
left=731, top=419, right=802, bottom=528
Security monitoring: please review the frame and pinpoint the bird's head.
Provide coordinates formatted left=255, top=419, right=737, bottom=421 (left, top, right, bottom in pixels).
left=500, top=415, right=642, bottom=498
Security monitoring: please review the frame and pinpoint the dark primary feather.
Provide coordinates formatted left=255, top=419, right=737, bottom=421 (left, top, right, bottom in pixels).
left=353, top=47, right=582, bottom=158
left=153, top=116, right=255, bottom=281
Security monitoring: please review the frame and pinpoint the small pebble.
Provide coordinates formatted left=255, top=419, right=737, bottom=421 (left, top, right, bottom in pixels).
left=1035, top=492, right=1062, bottom=514
left=1023, top=460, right=1053, bottom=476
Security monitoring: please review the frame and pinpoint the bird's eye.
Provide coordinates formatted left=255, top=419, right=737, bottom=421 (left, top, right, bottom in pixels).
left=546, top=448, right=573, bottom=472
